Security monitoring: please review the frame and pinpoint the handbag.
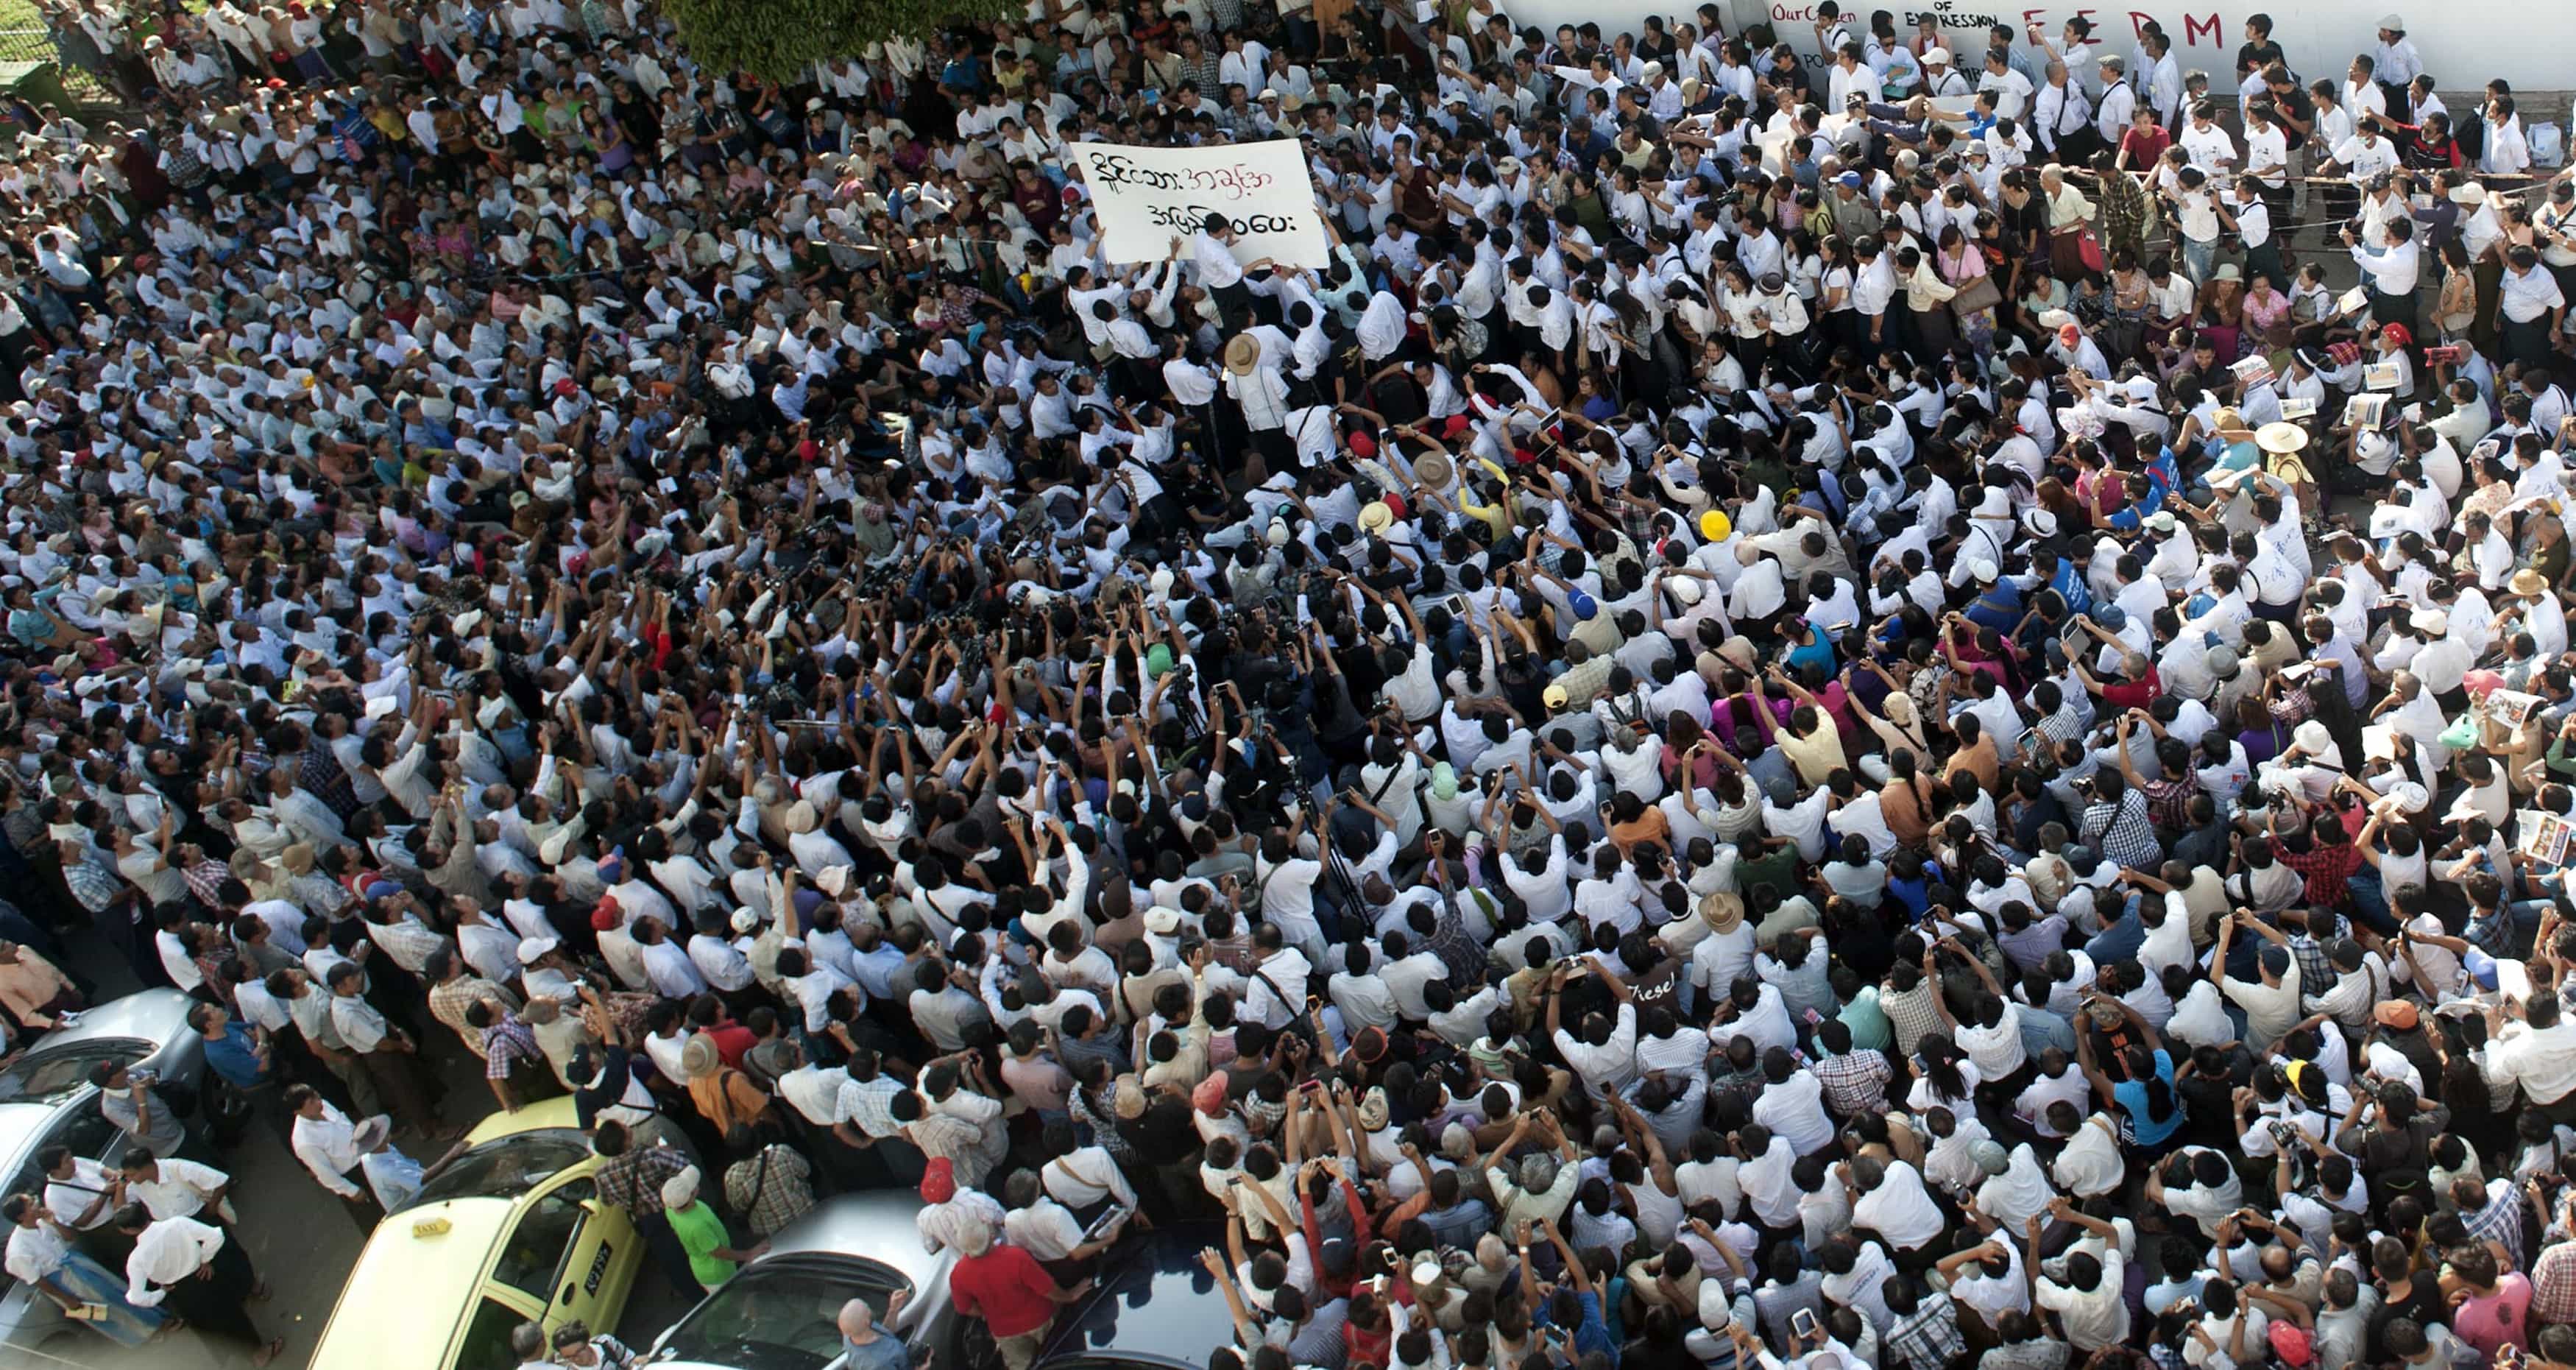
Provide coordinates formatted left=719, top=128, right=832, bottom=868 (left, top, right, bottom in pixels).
left=2076, top=225, right=2107, bottom=275
left=1947, top=273, right=2003, bottom=319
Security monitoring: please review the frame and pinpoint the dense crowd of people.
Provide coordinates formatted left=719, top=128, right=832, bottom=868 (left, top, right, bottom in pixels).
left=7, top=0, right=2576, bottom=1369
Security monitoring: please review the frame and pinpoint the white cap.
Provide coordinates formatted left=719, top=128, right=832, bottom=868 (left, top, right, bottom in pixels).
left=1971, top=559, right=2000, bottom=582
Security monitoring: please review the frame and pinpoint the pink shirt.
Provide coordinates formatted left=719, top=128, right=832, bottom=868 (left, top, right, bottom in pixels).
left=2453, top=1273, right=2533, bottom=1357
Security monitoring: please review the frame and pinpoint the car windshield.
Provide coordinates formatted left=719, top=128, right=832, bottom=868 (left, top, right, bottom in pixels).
left=658, top=1257, right=908, bottom=1370
left=0, top=1039, right=147, bottom=1105
left=401, top=1131, right=592, bottom=1210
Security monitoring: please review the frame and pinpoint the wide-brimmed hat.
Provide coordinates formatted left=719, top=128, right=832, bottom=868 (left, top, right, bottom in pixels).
left=1222, top=334, right=1260, bottom=375
left=2254, top=422, right=2309, bottom=454
left=1699, top=889, right=1744, bottom=933
left=1414, top=451, right=1454, bottom=487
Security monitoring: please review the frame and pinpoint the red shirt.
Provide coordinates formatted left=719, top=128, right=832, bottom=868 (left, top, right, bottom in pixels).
left=702, top=1020, right=757, bottom=1071
left=950, top=1244, right=1060, bottom=1339
left=2117, top=127, right=2170, bottom=169
left=2098, top=667, right=2162, bottom=712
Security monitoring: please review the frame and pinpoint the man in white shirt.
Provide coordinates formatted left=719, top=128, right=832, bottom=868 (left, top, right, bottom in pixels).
left=116, top=1204, right=280, bottom=1359
left=117, top=1151, right=230, bottom=1224
left=286, top=1085, right=403, bottom=1231
left=1549, top=964, right=1639, bottom=1101
left=2346, top=216, right=2421, bottom=333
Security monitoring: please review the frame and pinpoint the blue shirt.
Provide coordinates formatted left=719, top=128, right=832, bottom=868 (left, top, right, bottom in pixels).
left=2110, top=1048, right=2184, bottom=1147
left=1540, top=1288, right=1616, bottom=1365
left=2104, top=480, right=2166, bottom=532
left=1965, top=579, right=2023, bottom=635
left=200, top=1023, right=271, bottom=1090
left=1783, top=626, right=1836, bottom=677
left=2048, top=559, right=2095, bottom=618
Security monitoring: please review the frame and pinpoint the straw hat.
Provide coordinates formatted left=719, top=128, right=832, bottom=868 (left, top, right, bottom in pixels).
left=1358, top=501, right=1394, bottom=534
left=1222, top=334, right=1260, bottom=375
left=1413, top=450, right=1454, bottom=488
left=1698, top=889, right=1745, bottom=933
left=2254, top=422, right=2309, bottom=454
left=2510, top=568, right=2550, bottom=598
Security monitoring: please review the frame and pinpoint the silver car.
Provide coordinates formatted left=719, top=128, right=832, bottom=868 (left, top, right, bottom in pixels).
left=0, top=989, right=211, bottom=1357
left=644, top=1191, right=959, bottom=1370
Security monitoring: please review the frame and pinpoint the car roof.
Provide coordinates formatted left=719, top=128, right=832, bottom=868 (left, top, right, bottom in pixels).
left=464, top=1093, right=584, bottom=1143
left=35, top=988, right=193, bottom=1051
left=1037, top=1224, right=1234, bottom=1370
left=761, top=1190, right=952, bottom=1291
left=309, top=1196, right=520, bottom=1370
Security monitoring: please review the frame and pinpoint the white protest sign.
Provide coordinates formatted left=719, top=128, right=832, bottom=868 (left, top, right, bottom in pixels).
left=1069, top=141, right=1328, bottom=271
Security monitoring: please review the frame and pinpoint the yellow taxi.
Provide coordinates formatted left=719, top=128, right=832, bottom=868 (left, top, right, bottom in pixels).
left=311, top=1098, right=645, bottom=1370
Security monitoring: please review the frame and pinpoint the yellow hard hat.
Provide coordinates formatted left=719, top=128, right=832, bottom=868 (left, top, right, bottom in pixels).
left=1699, top=509, right=1733, bottom=542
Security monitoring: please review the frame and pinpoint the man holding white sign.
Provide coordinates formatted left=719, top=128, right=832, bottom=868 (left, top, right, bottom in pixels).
left=1069, top=141, right=1329, bottom=290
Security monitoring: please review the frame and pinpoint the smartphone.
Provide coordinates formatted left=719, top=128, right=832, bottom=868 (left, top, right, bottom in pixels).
left=1791, top=1307, right=1820, bottom=1339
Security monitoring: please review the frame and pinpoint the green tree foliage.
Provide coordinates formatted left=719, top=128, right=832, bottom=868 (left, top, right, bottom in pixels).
left=662, top=0, right=1020, bottom=83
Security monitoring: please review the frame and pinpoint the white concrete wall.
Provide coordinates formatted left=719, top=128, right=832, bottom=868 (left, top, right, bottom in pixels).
left=1504, top=0, right=2576, bottom=100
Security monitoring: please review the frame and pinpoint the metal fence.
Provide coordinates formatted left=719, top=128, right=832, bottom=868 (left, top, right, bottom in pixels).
left=0, top=26, right=113, bottom=104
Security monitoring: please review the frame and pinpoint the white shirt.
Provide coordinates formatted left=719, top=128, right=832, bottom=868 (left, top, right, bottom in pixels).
left=43, top=1156, right=119, bottom=1230
left=1849, top=1161, right=1946, bottom=1250
left=125, top=1158, right=227, bottom=1221
left=124, top=1215, right=227, bottom=1307
left=291, top=1102, right=378, bottom=1199
left=1554, top=1002, right=1639, bottom=1100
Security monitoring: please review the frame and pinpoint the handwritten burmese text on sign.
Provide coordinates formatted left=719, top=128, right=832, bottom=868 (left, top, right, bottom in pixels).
left=1072, top=141, right=1329, bottom=270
